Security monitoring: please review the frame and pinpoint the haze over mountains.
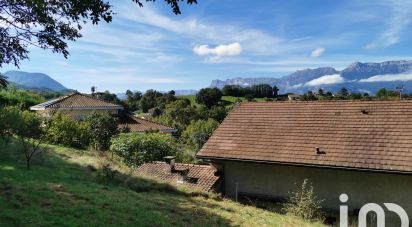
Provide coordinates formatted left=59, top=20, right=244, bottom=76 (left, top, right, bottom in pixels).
left=210, top=60, right=412, bottom=94
left=4, top=71, right=68, bottom=92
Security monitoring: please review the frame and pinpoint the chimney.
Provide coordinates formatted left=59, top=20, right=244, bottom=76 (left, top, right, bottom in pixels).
left=164, top=156, right=176, bottom=173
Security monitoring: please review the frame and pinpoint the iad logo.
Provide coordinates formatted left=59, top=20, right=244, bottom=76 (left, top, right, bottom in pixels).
left=339, top=194, right=409, bottom=227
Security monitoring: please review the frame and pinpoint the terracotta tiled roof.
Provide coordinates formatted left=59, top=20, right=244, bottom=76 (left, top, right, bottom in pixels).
left=136, top=162, right=220, bottom=191
left=197, top=100, right=412, bottom=174
left=118, top=114, right=176, bottom=133
left=30, top=92, right=123, bottom=110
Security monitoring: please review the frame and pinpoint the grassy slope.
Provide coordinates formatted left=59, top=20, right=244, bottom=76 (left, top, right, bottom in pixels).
left=179, top=95, right=266, bottom=107
left=0, top=140, right=325, bottom=227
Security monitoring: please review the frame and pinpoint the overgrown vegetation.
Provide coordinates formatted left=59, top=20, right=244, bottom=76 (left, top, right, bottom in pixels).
left=282, top=179, right=324, bottom=222
left=110, top=133, right=178, bottom=167
left=45, top=113, right=91, bottom=148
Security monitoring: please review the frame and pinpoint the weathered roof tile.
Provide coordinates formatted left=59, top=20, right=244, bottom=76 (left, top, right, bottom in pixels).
left=198, top=101, right=412, bottom=173
left=136, top=162, right=220, bottom=192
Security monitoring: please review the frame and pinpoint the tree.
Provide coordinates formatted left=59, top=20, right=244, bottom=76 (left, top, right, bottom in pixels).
left=207, top=106, right=228, bottom=123
left=140, top=89, right=164, bottom=112
left=301, top=91, right=317, bottom=101
left=245, top=94, right=254, bottom=101
left=85, top=111, right=118, bottom=151
left=222, top=85, right=244, bottom=97
left=317, top=88, right=324, bottom=96
left=45, top=113, right=91, bottom=148
left=337, top=88, right=349, bottom=99
left=0, top=75, right=8, bottom=89
left=376, top=88, right=398, bottom=100
left=110, top=133, right=177, bottom=167
left=4, top=107, right=44, bottom=170
left=250, top=84, right=274, bottom=98
left=182, top=118, right=219, bottom=150
left=0, top=0, right=196, bottom=71
left=273, top=85, right=279, bottom=97
left=195, top=88, right=223, bottom=108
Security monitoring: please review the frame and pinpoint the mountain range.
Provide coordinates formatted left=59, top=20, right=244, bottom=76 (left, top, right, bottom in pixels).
left=5, top=60, right=412, bottom=95
left=3, top=71, right=68, bottom=92
left=210, top=60, right=412, bottom=94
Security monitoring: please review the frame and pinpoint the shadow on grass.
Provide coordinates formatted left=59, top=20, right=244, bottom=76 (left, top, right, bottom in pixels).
left=0, top=139, right=233, bottom=226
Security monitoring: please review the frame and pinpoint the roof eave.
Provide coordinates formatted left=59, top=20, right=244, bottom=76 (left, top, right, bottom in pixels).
left=44, top=106, right=123, bottom=110
left=196, top=155, right=412, bottom=176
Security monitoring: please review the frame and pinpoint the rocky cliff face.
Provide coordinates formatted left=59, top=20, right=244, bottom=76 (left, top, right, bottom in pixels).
left=210, top=60, right=412, bottom=94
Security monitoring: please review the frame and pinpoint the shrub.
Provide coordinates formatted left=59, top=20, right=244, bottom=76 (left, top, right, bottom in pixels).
left=46, top=113, right=91, bottom=148
left=282, top=179, right=324, bottom=221
left=85, top=111, right=118, bottom=151
left=96, top=163, right=118, bottom=184
left=110, top=133, right=177, bottom=167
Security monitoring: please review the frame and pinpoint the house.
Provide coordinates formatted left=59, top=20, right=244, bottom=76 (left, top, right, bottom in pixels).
left=136, top=156, right=221, bottom=192
left=30, top=92, right=123, bottom=120
left=118, top=114, right=177, bottom=134
left=287, top=93, right=301, bottom=101
left=30, top=92, right=175, bottom=133
left=197, top=101, right=412, bottom=225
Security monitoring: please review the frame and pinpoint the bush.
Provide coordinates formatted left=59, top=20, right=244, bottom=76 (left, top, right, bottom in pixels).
left=45, top=113, right=91, bottom=148
left=282, top=179, right=324, bottom=221
left=85, top=111, right=118, bottom=151
left=110, top=133, right=177, bottom=167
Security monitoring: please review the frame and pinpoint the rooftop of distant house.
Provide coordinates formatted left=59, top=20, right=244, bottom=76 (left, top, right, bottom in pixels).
left=136, top=160, right=220, bottom=192
left=118, top=114, right=177, bottom=133
left=30, top=92, right=123, bottom=110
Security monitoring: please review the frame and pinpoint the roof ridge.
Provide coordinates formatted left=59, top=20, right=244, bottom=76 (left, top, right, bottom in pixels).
left=241, top=99, right=412, bottom=104
left=43, top=92, right=77, bottom=108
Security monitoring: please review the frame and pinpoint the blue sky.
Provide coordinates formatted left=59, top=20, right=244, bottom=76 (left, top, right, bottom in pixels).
left=4, top=0, right=412, bottom=93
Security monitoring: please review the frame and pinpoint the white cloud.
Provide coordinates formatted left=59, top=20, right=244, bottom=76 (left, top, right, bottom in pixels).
left=363, top=43, right=377, bottom=49
left=366, top=0, right=412, bottom=48
left=359, top=73, right=412, bottom=82
left=193, top=42, right=242, bottom=56
left=304, top=74, right=344, bottom=86
left=311, top=47, right=325, bottom=57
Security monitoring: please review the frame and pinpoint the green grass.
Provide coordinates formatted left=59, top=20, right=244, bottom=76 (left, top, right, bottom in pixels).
left=0, top=140, right=325, bottom=226
left=179, top=95, right=267, bottom=107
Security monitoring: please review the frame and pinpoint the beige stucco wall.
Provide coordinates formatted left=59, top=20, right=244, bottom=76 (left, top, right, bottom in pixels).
left=36, top=109, right=118, bottom=120
left=221, top=160, right=412, bottom=226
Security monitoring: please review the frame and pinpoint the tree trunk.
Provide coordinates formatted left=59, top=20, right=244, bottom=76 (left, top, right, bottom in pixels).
left=26, top=158, right=30, bottom=170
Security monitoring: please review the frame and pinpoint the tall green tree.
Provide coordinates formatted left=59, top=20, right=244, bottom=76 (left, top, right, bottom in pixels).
left=250, top=84, right=274, bottom=98
left=273, top=85, right=279, bottom=97
left=195, top=88, right=223, bottom=108
left=85, top=111, right=118, bottom=151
